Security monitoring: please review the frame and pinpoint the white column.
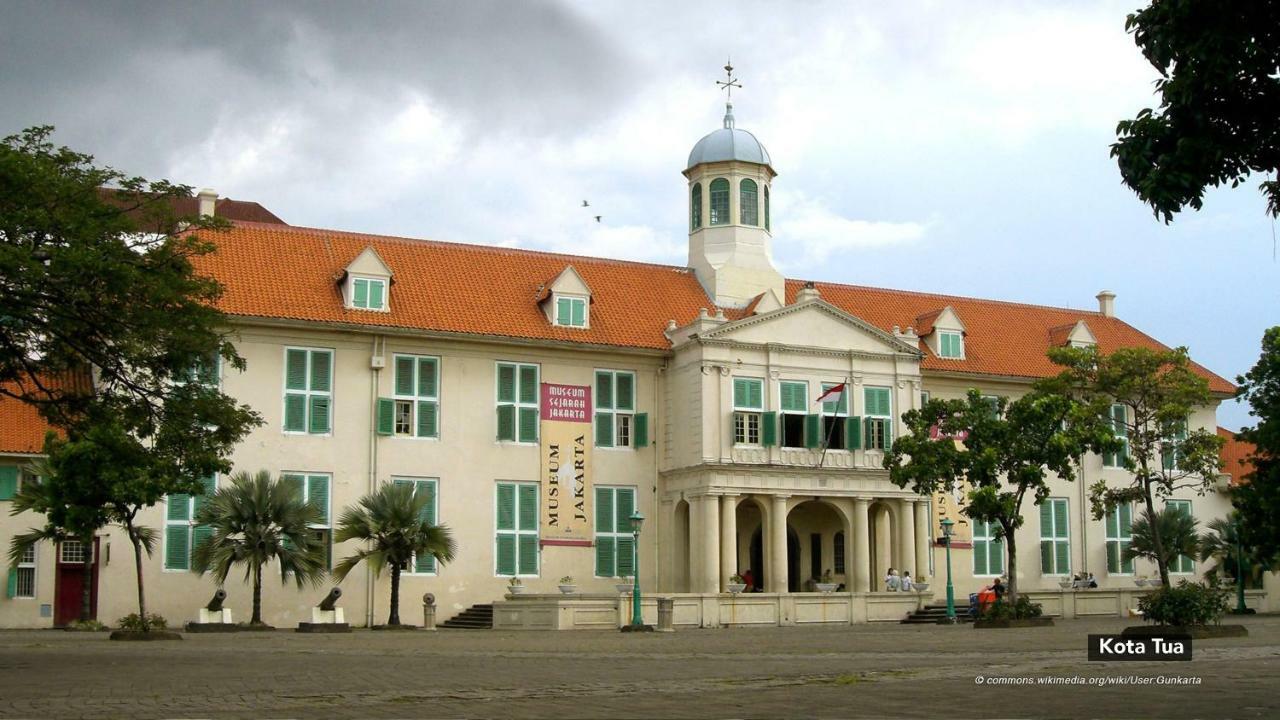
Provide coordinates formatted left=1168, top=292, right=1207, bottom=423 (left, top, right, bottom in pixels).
left=719, top=494, right=738, bottom=592
left=770, top=495, right=790, bottom=593
left=900, top=499, right=917, bottom=577
left=659, top=499, right=674, bottom=592
left=698, top=495, right=720, bottom=594
left=914, top=499, right=930, bottom=583
left=853, top=498, right=870, bottom=592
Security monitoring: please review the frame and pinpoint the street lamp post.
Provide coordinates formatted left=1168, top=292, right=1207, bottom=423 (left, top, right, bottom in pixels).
left=1233, top=516, right=1248, bottom=615
left=622, top=509, right=652, bottom=631
left=941, top=517, right=957, bottom=624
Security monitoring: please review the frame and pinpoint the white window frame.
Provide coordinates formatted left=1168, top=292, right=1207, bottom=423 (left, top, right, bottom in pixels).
left=163, top=475, right=217, bottom=572
left=350, top=276, right=388, bottom=311
left=282, top=472, right=333, bottom=572
left=779, top=380, right=809, bottom=449
left=392, top=353, right=440, bottom=439
left=495, top=481, right=539, bottom=577
left=394, top=477, right=440, bottom=576
left=553, top=294, right=588, bottom=328
left=972, top=519, right=1004, bottom=577
left=496, top=362, right=540, bottom=444
left=13, top=544, right=36, bottom=599
left=1039, top=498, right=1071, bottom=576
left=595, top=369, right=636, bottom=449
left=59, top=539, right=93, bottom=565
left=1166, top=499, right=1195, bottom=574
left=938, top=331, right=963, bottom=359
left=282, top=346, right=334, bottom=436
left=594, top=485, right=637, bottom=578
left=819, top=382, right=849, bottom=451
left=1103, top=403, right=1129, bottom=468
left=733, top=377, right=764, bottom=446
left=1106, top=503, right=1135, bottom=576
left=864, top=386, right=893, bottom=451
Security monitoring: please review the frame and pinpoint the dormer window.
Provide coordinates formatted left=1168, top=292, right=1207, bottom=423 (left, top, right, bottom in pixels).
left=939, top=331, right=963, bottom=358
left=555, top=295, right=587, bottom=328
left=351, top=277, right=387, bottom=311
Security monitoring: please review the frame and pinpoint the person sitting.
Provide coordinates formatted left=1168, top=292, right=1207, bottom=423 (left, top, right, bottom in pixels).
left=1086, top=572, right=1097, bottom=589
left=900, top=570, right=914, bottom=592
left=991, top=577, right=1006, bottom=601
left=884, top=568, right=901, bottom=592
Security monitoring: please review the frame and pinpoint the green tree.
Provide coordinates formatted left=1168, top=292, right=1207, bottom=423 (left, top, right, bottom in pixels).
left=1111, top=1, right=1280, bottom=220
left=1124, top=506, right=1200, bottom=573
left=1047, top=345, right=1224, bottom=586
left=192, top=471, right=329, bottom=626
left=333, top=483, right=456, bottom=627
left=1199, top=514, right=1274, bottom=588
left=885, top=389, right=1115, bottom=603
left=1232, top=326, right=1280, bottom=563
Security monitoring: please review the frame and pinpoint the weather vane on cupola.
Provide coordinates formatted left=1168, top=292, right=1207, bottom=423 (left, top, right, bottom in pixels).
left=715, top=59, right=741, bottom=129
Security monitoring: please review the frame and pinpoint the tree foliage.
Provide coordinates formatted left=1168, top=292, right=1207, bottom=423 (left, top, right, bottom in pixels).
left=193, top=470, right=329, bottom=626
left=1046, top=345, right=1224, bottom=585
left=1232, top=326, right=1280, bottom=563
left=334, top=483, right=457, bottom=626
left=1124, top=505, right=1200, bottom=571
left=885, top=389, right=1115, bottom=603
left=1111, top=0, right=1280, bottom=220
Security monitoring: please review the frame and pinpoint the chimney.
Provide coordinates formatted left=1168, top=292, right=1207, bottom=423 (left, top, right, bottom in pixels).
left=796, top=281, right=821, bottom=304
left=197, top=188, right=218, bottom=217
left=1096, top=290, right=1116, bottom=318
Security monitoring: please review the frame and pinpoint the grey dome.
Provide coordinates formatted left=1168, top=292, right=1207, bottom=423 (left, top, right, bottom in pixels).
left=686, top=103, right=772, bottom=170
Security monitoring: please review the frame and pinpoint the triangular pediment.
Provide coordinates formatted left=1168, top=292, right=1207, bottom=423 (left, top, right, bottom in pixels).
left=699, top=300, right=920, bottom=355
left=345, top=246, right=392, bottom=278
left=547, top=265, right=591, bottom=297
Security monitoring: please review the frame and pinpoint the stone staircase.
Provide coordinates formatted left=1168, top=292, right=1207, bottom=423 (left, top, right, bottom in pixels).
left=440, top=603, right=494, bottom=629
left=901, top=602, right=975, bottom=624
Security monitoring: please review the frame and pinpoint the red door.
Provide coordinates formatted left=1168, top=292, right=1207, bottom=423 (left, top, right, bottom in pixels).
left=54, top=538, right=99, bottom=626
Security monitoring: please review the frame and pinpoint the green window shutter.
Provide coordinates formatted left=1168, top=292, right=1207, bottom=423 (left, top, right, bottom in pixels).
left=571, top=299, right=585, bottom=326
left=285, top=349, right=308, bottom=390
left=284, top=394, right=307, bottom=432
left=634, top=413, right=649, bottom=448
left=804, top=414, right=821, bottom=449
left=822, top=384, right=847, bottom=415
left=0, top=466, right=18, bottom=500
left=518, top=365, right=538, bottom=404
left=761, top=411, right=777, bottom=447
left=1053, top=500, right=1068, bottom=539
left=394, top=356, right=415, bottom=395
left=690, top=183, right=702, bottom=230
left=779, top=382, right=801, bottom=412
left=308, top=475, right=329, bottom=525
left=282, top=474, right=305, bottom=502
left=1056, top=540, right=1070, bottom=576
left=417, top=400, right=438, bottom=437
left=497, top=364, right=516, bottom=403
left=865, top=388, right=891, bottom=417
left=846, top=416, right=862, bottom=450
left=416, top=549, right=436, bottom=574
left=309, top=350, right=332, bottom=393
left=5, top=569, right=16, bottom=598
left=595, top=487, right=614, bottom=533
left=1161, top=442, right=1176, bottom=470
left=556, top=297, right=570, bottom=325
left=192, top=525, right=214, bottom=560
left=595, top=412, right=614, bottom=448
left=615, top=373, right=634, bottom=411
left=309, top=395, right=331, bottom=434
left=517, top=534, right=538, bottom=575
left=748, top=380, right=762, bottom=409
left=1106, top=542, right=1119, bottom=574
left=165, top=525, right=191, bottom=570
left=497, top=405, right=516, bottom=441
left=418, top=358, right=437, bottom=398
left=616, top=536, right=635, bottom=576
left=1040, top=503, right=1052, bottom=538
left=1040, top=541, right=1054, bottom=574
left=615, top=488, right=635, bottom=532
left=420, top=481, right=437, bottom=525
left=991, top=540, right=1004, bottom=575
left=376, top=398, right=394, bottom=435
left=596, top=536, right=616, bottom=577
left=733, top=379, right=748, bottom=408
left=354, top=279, right=368, bottom=307
left=518, top=407, right=538, bottom=443
left=496, top=535, right=516, bottom=576
left=1119, top=504, right=1132, bottom=535
left=167, top=494, right=191, bottom=522
left=596, top=371, right=614, bottom=410
left=1121, top=542, right=1135, bottom=574
left=884, top=419, right=893, bottom=449
left=974, top=539, right=988, bottom=576
left=517, top=484, right=538, bottom=531
left=369, top=280, right=384, bottom=309
left=496, top=484, right=516, bottom=531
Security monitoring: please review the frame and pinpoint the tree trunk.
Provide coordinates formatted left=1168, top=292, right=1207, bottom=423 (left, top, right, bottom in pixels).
left=252, top=562, right=263, bottom=625
left=1143, top=489, right=1170, bottom=586
left=388, top=564, right=401, bottom=626
left=129, top=526, right=147, bottom=621
left=79, top=531, right=93, bottom=623
left=1005, top=523, right=1018, bottom=604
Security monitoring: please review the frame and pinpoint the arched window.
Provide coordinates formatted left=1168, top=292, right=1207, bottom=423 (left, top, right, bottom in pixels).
left=740, top=178, right=758, bottom=226
left=764, top=185, right=771, bottom=231
left=690, top=183, right=702, bottom=231
left=709, top=178, right=730, bottom=225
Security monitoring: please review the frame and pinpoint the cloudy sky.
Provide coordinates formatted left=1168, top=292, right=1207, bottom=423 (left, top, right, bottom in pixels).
left=2, top=0, right=1275, bottom=429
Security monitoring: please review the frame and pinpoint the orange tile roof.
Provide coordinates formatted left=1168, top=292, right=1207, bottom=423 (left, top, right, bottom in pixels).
left=1217, top=427, right=1257, bottom=485
left=0, top=382, right=59, bottom=455
left=191, top=222, right=1235, bottom=393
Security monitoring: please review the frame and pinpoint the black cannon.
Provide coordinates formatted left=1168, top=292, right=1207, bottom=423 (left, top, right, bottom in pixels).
left=319, top=587, right=342, bottom=611
left=206, top=588, right=227, bottom=612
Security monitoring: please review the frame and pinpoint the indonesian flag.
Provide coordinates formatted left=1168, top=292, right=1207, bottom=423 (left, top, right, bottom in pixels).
left=815, top=383, right=846, bottom=405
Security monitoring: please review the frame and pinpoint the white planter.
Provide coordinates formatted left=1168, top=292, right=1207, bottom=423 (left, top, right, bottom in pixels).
left=615, top=584, right=634, bottom=594
left=914, top=583, right=930, bottom=592
left=1058, top=580, right=1073, bottom=589
left=1134, top=578, right=1149, bottom=587
left=815, top=583, right=839, bottom=593
left=727, top=583, right=747, bottom=594
left=507, top=585, right=526, bottom=595
left=558, top=585, right=577, bottom=595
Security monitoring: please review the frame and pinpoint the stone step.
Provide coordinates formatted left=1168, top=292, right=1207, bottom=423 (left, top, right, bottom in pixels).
left=441, top=603, right=494, bottom=630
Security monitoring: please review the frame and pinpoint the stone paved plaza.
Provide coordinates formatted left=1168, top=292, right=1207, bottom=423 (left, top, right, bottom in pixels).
left=0, top=615, right=1277, bottom=719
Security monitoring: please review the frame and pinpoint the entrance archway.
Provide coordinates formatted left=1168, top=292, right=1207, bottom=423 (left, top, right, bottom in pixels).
left=786, top=500, right=847, bottom=591
left=868, top=502, right=897, bottom=587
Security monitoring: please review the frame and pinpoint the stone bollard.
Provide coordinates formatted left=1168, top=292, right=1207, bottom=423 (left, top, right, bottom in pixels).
left=656, top=596, right=674, bottom=632
left=422, top=593, right=437, bottom=631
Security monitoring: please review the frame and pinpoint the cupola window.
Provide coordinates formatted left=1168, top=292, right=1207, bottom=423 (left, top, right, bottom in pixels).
left=764, top=185, right=770, bottom=231
left=555, top=295, right=587, bottom=328
left=352, top=277, right=386, bottom=310
left=690, top=183, right=702, bottom=230
left=740, top=178, right=758, bottom=226
left=709, top=178, right=730, bottom=225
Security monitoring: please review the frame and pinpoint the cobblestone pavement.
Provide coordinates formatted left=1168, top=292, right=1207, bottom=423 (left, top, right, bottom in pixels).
left=0, top=615, right=1277, bottom=719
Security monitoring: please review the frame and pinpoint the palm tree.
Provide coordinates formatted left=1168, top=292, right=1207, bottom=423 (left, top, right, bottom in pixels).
left=192, top=470, right=328, bottom=626
left=333, top=482, right=456, bottom=626
left=1199, top=514, right=1274, bottom=588
left=1124, top=506, right=1200, bottom=585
